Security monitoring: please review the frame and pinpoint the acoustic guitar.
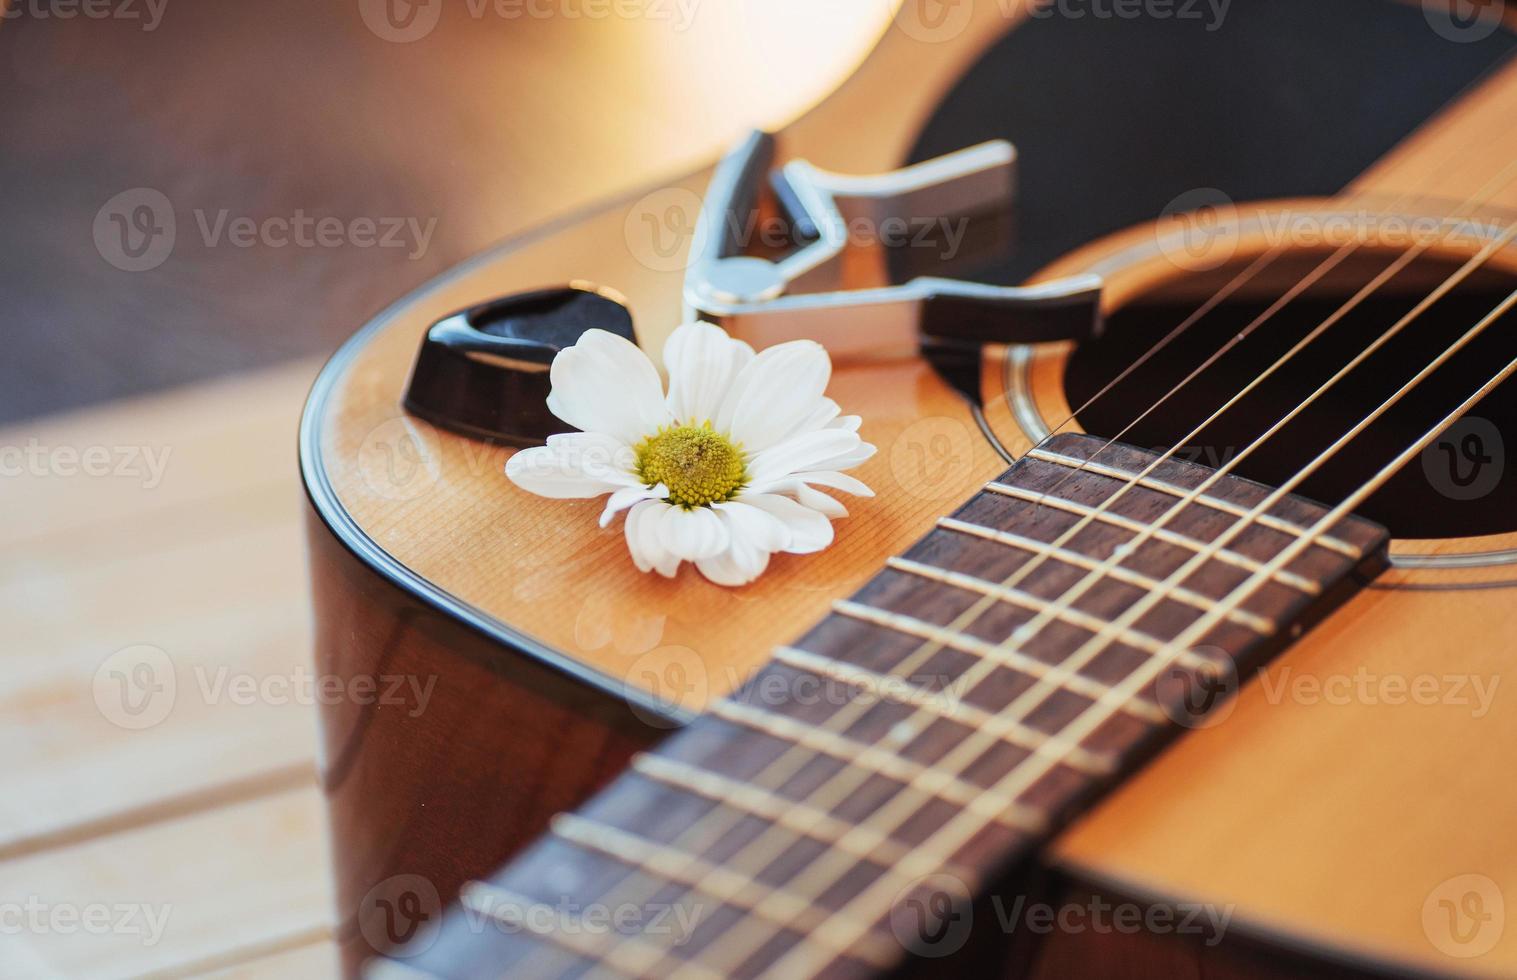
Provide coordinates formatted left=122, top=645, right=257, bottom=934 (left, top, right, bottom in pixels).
left=300, top=1, right=1517, bottom=976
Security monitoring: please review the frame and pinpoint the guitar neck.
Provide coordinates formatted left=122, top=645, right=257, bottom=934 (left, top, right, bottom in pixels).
left=384, top=433, right=1390, bottom=979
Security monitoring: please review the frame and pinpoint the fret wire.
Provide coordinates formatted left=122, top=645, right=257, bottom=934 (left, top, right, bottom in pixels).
left=758, top=198, right=1517, bottom=980
left=710, top=699, right=1047, bottom=834
left=985, top=480, right=1321, bottom=594
left=832, top=599, right=1168, bottom=722
left=631, top=754, right=962, bottom=876
left=550, top=814, right=901, bottom=970
left=1024, top=446, right=1361, bottom=559
left=771, top=645, right=1119, bottom=776
left=937, top=516, right=1275, bottom=634
left=604, top=148, right=1511, bottom=980
left=494, top=139, right=1512, bottom=980
left=458, top=882, right=671, bottom=980
left=886, top=555, right=1216, bottom=671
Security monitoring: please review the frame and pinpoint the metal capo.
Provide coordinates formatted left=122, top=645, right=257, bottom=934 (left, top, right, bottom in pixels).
left=683, top=131, right=1104, bottom=359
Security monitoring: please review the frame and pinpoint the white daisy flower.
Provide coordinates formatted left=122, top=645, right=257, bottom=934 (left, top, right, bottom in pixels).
left=505, top=321, right=876, bottom=586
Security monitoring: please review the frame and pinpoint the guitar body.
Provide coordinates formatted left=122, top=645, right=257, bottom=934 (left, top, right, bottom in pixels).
left=302, top=2, right=1517, bottom=975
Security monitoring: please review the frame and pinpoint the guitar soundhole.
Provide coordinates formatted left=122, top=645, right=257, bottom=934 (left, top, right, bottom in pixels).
left=1064, top=249, right=1517, bottom=540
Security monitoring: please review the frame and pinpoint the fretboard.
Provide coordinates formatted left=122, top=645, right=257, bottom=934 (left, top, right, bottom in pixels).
left=383, top=433, right=1389, bottom=980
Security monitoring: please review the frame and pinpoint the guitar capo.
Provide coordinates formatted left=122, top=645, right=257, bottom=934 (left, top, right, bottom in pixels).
left=683, top=130, right=1105, bottom=362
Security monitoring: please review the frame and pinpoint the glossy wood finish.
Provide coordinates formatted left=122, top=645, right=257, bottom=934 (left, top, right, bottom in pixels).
left=392, top=434, right=1390, bottom=978
left=304, top=2, right=1517, bottom=976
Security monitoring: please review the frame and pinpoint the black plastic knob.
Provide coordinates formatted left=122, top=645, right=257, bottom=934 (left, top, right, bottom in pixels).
left=403, top=284, right=636, bottom=446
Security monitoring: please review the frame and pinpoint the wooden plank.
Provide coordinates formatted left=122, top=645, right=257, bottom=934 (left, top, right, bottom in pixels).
left=178, top=939, right=338, bottom=980
left=0, top=362, right=326, bottom=858
left=0, top=786, right=331, bottom=980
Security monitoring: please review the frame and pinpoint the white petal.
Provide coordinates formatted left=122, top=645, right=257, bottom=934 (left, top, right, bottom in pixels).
left=787, top=483, right=849, bottom=519
left=738, top=493, right=834, bottom=554
left=716, top=340, right=832, bottom=453
left=696, top=539, right=771, bottom=587
left=747, top=429, right=868, bottom=485
left=599, top=483, right=666, bottom=527
left=625, top=499, right=681, bottom=577
left=712, top=500, right=791, bottom=553
left=545, top=329, right=671, bottom=445
left=790, top=397, right=842, bottom=437
left=766, top=470, right=874, bottom=498
left=505, top=433, right=638, bottom=499
left=657, top=505, right=731, bottom=561
left=828, top=414, right=862, bottom=433
left=663, top=321, right=754, bottom=424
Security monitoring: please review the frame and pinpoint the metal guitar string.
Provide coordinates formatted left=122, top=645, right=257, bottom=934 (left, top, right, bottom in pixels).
left=755, top=238, right=1517, bottom=977
left=512, top=165, right=1517, bottom=976
left=763, top=288, right=1517, bottom=978
left=708, top=195, right=1517, bottom=977
left=1030, top=49, right=1517, bottom=502
left=594, top=167, right=1517, bottom=976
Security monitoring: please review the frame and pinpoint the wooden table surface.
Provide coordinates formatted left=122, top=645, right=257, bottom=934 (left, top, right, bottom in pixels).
left=0, top=4, right=897, bottom=976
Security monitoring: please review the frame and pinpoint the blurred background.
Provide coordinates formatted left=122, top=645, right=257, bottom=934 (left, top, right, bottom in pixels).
left=0, top=2, right=899, bottom=976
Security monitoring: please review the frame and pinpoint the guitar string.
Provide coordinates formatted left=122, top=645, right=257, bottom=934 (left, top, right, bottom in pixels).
left=1029, top=47, right=1517, bottom=503
left=521, top=142, right=1517, bottom=976
left=609, top=161, right=1517, bottom=976
left=501, top=54, right=1517, bottom=978
left=763, top=288, right=1517, bottom=978
left=676, top=244, right=1517, bottom=976
left=634, top=176, right=1517, bottom=976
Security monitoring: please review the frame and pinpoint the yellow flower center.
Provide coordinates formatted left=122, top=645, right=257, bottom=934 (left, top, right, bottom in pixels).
left=636, top=423, right=745, bottom=508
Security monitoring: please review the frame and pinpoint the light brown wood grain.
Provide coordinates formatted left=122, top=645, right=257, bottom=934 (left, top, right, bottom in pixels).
left=0, top=786, right=331, bottom=979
